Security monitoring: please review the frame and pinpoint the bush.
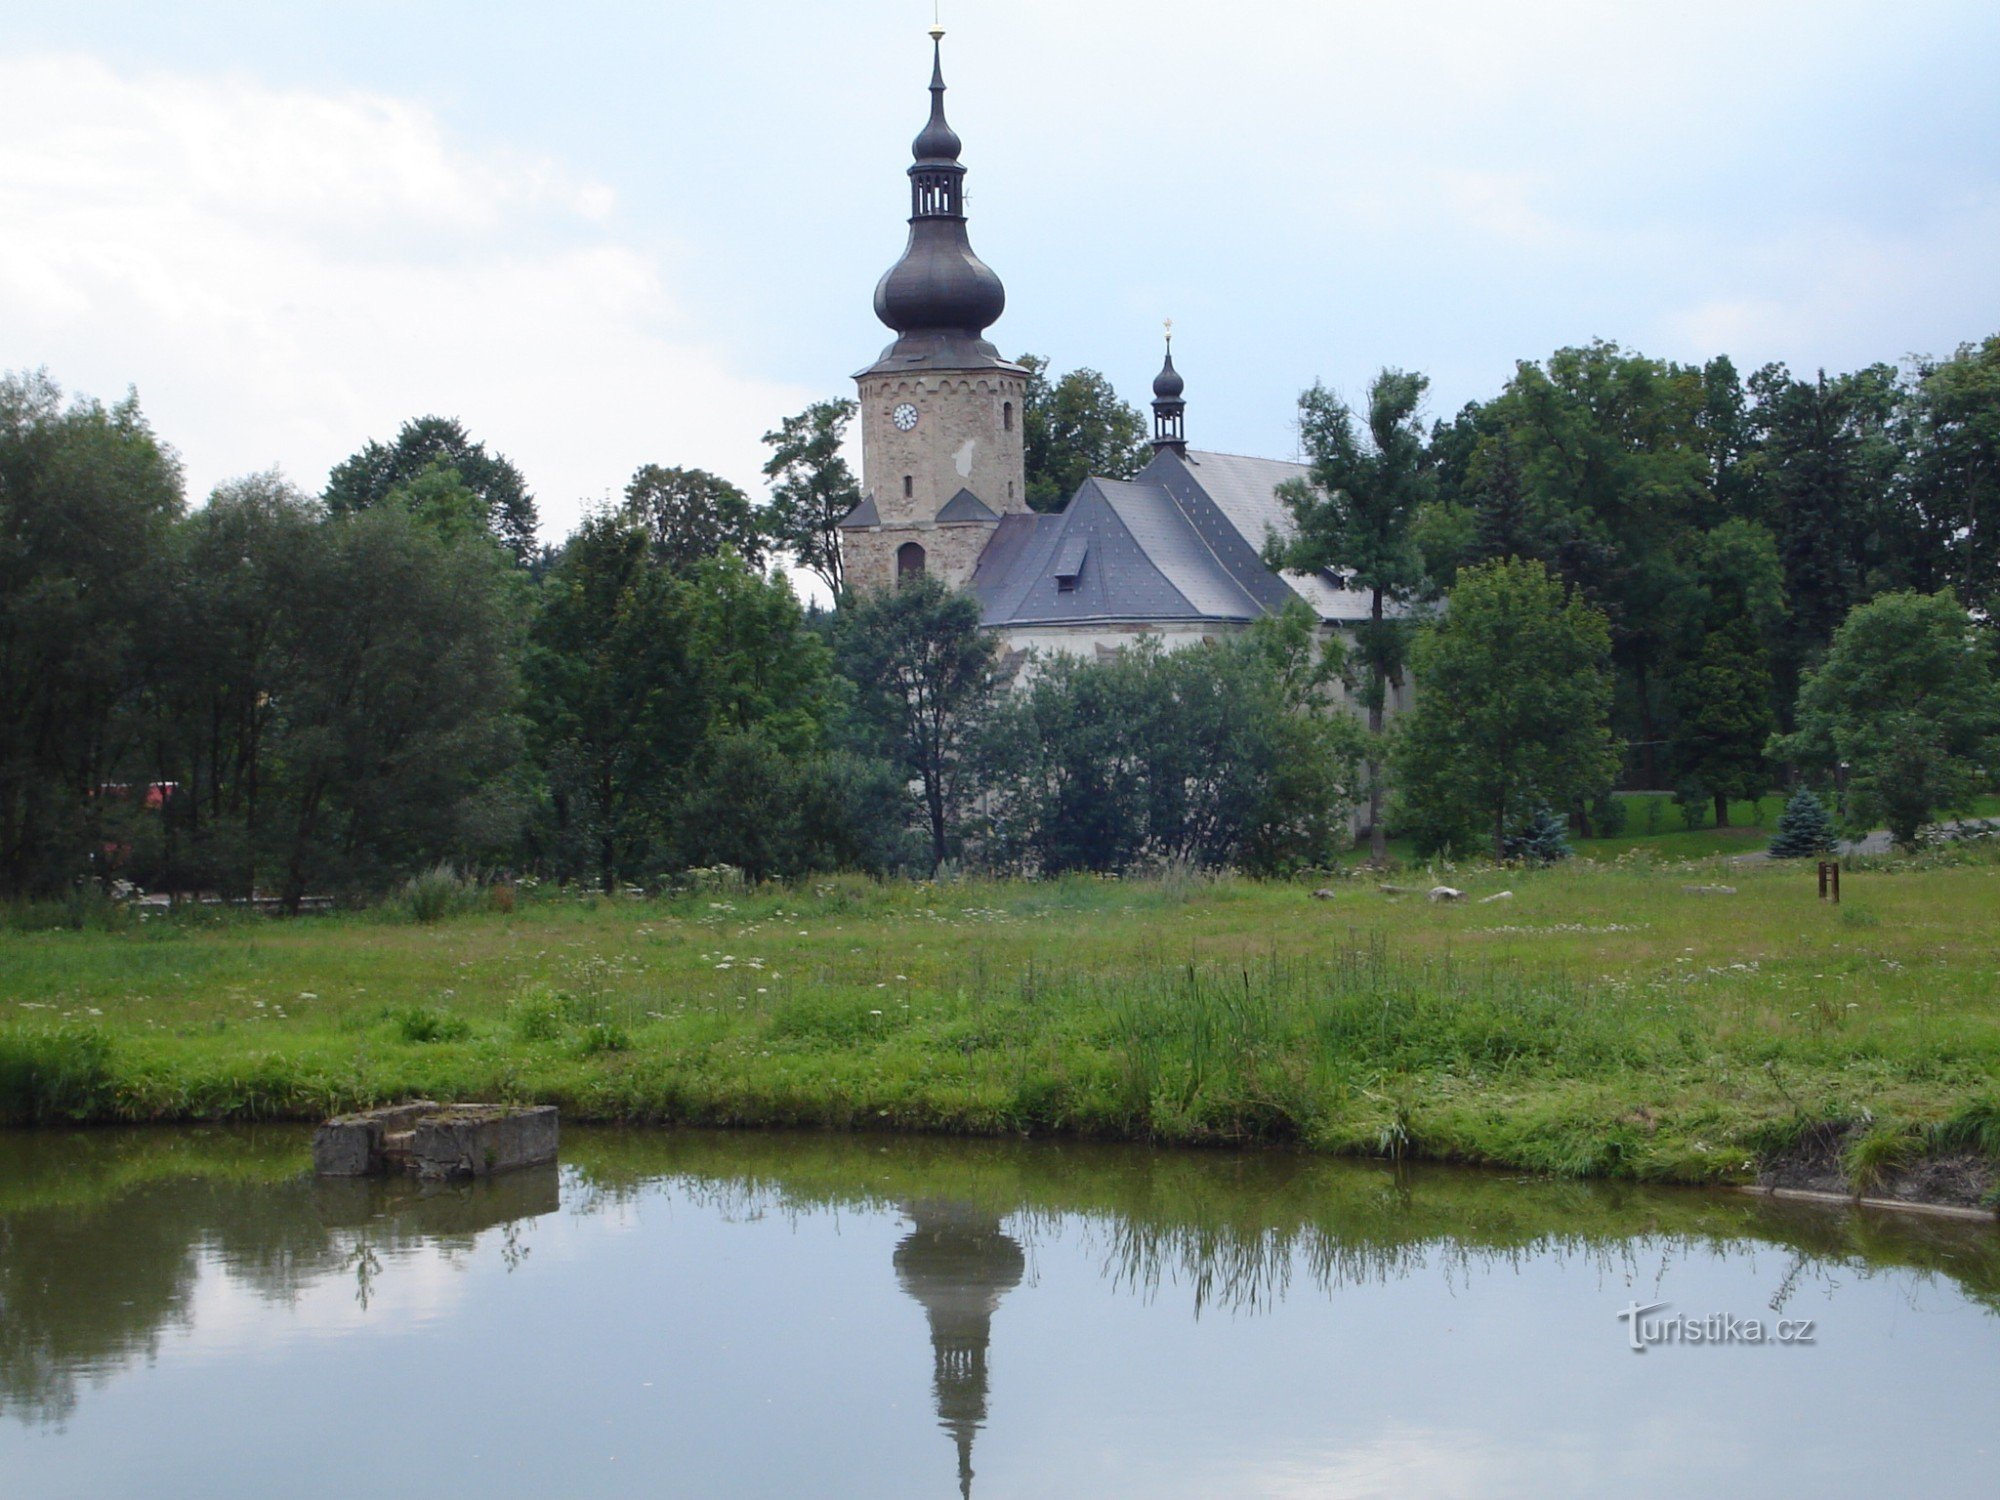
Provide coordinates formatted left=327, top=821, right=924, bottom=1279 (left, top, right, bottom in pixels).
left=402, top=863, right=480, bottom=924
left=508, top=985, right=580, bottom=1043
left=392, top=1004, right=472, bottom=1044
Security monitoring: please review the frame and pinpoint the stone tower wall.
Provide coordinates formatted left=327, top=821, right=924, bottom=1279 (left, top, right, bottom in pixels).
left=856, top=369, right=1028, bottom=526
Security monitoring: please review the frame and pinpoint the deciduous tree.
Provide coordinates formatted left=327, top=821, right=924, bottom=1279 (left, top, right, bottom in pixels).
left=1770, top=590, right=2000, bottom=849
left=1394, top=559, right=1621, bottom=859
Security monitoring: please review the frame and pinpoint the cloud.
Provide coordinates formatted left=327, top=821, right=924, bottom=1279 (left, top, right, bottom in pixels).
left=0, top=54, right=807, bottom=539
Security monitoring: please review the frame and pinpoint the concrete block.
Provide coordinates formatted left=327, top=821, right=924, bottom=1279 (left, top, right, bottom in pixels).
left=312, top=1101, right=556, bottom=1179
left=410, top=1104, right=560, bottom=1180
left=311, top=1100, right=438, bottom=1177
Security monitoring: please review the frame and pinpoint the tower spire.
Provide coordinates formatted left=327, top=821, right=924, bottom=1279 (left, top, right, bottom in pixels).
left=870, top=27, right=1007, bottom=354
left=1152, top=320, right=1187, bottom=455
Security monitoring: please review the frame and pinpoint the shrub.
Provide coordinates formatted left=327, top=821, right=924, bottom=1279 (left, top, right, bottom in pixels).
left=508, top=985, right=579, bottom=1043
left=402, top=863, right=479, bottom=924
left=392, top=1004, right=472, bottom=1044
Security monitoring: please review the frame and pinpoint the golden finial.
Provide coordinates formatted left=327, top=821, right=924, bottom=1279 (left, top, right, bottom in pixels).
left=930, top=0, right=944, bottom=41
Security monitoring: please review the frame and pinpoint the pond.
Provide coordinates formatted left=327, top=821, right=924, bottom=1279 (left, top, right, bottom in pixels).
left=2, top=1127, right=1996, bottom=1498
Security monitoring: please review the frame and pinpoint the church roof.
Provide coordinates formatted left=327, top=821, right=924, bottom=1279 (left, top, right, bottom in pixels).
left=969, top=448, right=1380, bottom=630
left=935, top=488, right=999, bottom=523
left=836, top=492, right=882, bottom=529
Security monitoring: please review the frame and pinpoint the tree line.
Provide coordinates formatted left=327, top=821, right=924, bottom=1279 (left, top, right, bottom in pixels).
left=3, top=332, right=1996, bottom=900
left=1272, top=337, right=2000, bottom=858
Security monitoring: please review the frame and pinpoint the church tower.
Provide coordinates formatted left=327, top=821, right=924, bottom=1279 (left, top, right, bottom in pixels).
left=841, top=27, right=1028, bottom=593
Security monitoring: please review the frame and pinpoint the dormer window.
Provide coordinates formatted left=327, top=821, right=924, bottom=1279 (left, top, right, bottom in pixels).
left=1053, top=538, right=1088, bottom=593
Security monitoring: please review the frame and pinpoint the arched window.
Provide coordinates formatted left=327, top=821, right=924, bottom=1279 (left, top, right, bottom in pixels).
left=1003, top=400, right=1014, bottom=432
left=903, top=474, right=914, bottom=498
left=897, top=541, right=926, bottom=583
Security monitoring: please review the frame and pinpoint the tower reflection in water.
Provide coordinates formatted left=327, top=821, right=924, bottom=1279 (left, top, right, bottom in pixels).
left=892, top=1199, right=1024, bottom=1499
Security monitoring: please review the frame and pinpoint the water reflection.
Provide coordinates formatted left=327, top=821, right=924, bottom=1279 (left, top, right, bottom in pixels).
left=0, top=1129, right=557, bottom=1424
left=894, top=1199, right=1024, bottom=1497
left=3, top=1125, right=1998, bottom=1499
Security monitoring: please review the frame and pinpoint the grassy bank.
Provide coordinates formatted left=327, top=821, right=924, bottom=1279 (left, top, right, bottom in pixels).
left=4, top=852, right=1998, bottom=1198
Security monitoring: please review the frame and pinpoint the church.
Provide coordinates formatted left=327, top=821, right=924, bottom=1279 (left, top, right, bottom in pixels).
left=838, top=28, right=1388, bottom=677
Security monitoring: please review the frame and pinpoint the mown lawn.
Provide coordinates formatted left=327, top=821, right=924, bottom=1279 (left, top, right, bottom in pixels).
left=4, top=849, right=1998, bottom=1188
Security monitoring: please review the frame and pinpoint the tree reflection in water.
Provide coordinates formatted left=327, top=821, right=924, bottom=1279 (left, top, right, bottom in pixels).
left=4, top=1125, right=1996, bottom=1447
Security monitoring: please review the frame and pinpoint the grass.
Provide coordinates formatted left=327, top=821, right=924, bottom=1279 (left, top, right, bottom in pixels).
left=2, top=850, right=1997, bottom=1189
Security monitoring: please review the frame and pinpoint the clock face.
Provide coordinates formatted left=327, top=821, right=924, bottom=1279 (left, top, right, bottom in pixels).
left=891, top=402, right=920, bottom=432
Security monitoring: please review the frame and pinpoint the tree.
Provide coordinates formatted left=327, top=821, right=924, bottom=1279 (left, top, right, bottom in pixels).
left=1472, top=343, right=1711, bottom=785
left=324, top=415, right=537, bottom=565
left=1266, top=369, right=1433, bottom=864
left=1742, top=363, right=1905, bottom=709
left=976, top=633, right=1362, bottom=875
left=1668, top=618, right=1776, bottom=828
left=146, top=474, right=322, bottom=897
left=621, top=465, right=766, bottom=572
left=0, top=371, right=183, bottom=896
left=762, top=399, right=861, bottom=595
left=258, top=502, right=525, bottom=909
left=1767, top=788, right=1837, bottom=859
left=1904, top=336, right=2000, bottom=626
left=835, top=576, right=997, bottom=873
left=1394, top=559, right=1621, bottom=860
left=524, top=516, right=702, bottom=891
left=1017, top=355, right=1147, bottom=511
left=1503, top=805, right=1573, bottom=865
left=1770, top=590, right=2000, bottom=849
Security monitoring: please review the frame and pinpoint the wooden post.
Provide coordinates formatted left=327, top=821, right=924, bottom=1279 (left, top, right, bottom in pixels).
left=1817, top=861, right=1840, bottom=903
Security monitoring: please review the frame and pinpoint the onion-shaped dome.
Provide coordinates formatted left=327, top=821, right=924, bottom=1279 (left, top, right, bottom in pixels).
left=1153, top=348, right=1185, bottom=400
left=870, top=30, right=1007, bottom=342
left=874, top=225, right=1006, bottom=335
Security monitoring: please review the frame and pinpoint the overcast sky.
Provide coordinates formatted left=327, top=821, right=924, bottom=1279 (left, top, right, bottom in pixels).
left=5, top=0, right=1998, bottom=548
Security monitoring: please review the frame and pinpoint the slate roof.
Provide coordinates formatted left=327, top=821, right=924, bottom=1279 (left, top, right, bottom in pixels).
left=968, top=448, right=1380, bottom=629
left=935, top=487, right=999, bottom=523
left=837, top=492, right=881, bottom=529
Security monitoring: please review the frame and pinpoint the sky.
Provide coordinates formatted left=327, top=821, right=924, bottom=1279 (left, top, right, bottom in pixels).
left=4, top=0, right=1998, bottom=552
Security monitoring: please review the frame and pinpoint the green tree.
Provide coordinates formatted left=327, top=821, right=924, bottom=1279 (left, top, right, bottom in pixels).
left=524, top=516, right=702, bottom=890
left=146, top=474, right=321, bottom=897
left=1472, top=343, right=1710, bottom=784
left=1668, top=618, right=1776, bottom=827
left=761, top=399, right=860, bottom=595
left=1394, top=559, right=1621, bottom=859
left=1266, top=369, right=1433, bottom=864
left=0, top=372, right=183, bottom=896
left=978, top=635, right=1361, bottom=875
left=621, top=465, right=766, bottom=572
left=1767, top=787, right=1837, bottom=859
left=1904, top=335, right=2000, bottom=626
left=1017, top=355, right=1147, bottom=511
left=1742, top=363, right=1905, bottom=709
left=1770, top=590, right=2000, bottom=849
left=324, top=415, right=538, bottom=565
left=836, top=575, right=997, bottom=873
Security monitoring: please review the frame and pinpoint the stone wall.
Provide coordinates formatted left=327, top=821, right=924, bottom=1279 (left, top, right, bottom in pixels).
left=856, top=369, right=1028, bottom=526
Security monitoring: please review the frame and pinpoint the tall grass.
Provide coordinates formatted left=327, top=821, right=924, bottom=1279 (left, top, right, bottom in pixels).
left=0, top=1026, right=115, bottom=1123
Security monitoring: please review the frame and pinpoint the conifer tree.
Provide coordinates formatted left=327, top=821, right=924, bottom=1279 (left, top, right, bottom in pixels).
left=1503, top=805, right=1573, bottom=864
left=1767, top=788, right=1837, bottom=858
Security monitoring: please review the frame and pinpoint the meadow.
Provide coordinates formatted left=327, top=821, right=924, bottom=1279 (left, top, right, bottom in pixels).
left=4, top=846, right=1998, bottom=1196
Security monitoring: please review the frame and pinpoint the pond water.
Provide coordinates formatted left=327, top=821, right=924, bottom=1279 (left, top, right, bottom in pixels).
left=2, top=1127, right=1995, bottom=1499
